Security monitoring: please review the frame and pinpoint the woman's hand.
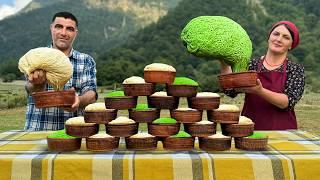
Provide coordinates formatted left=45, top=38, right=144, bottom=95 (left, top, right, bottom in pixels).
left=236, top=79, right=289, bottom=109
left=237, top=79, right=263, bottom=94
left=219, top=60, right=233, bottom=74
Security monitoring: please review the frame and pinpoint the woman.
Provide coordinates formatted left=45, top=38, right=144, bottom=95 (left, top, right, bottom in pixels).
left=220, top=21, right=305, bottom=130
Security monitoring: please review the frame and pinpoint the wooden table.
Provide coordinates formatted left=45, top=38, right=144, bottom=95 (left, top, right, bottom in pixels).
left=0, top=130, right=319, bottom=180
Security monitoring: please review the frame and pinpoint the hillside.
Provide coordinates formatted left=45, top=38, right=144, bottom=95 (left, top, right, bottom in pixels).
left=0, top=0, right=181, bottom=62
left=96, top=0, right=320, bottom=92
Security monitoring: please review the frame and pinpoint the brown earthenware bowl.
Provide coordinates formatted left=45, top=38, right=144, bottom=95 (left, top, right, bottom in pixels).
left=170, top=109, right=202, bottom=123
left=125, top=136, right=158, bottom=151
left=123, top=83, right=155, bottom=96
left=163, top=137, right=195, bottom=151
left=221, top=123, right=255, bottom=137
left=144, top=71, right=176, bottom=84
left=148, top=123, right=180, bottom=137
left=104, top=96, right=137, bottom=110
left=47, top=137, right=81, bottom=152
left=187, top=96, right=220, bottom=110
left=105, top=123, right=139, bottom=137
left=207, top=110, right=240, bottom=124
left=65, top=124, right=99, bottom=138
left=147, top=96, right=179, bottom=110
left=218, top=71, right=258, bottom=90
left=32, top=90, right=75, bottom=108
left=86, top=136, right=119, bottom=152
left=184, top=122, right=216, bottom=137
left=128, top=109, right=160, bottom=123
left=199, top=137, right=231, bottom=151
left=84, top=109, right=118, bottom=124
left=166, top=85, right=198, bottom=97
left=234, top=137, right=268, bottom=151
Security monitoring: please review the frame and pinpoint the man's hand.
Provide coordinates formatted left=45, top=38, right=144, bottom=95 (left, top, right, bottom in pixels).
left=62, top=88, right=80, bottom=112
left=26, top=69, right=47, bottom=93
left=29, top=69, right=46, bottom=85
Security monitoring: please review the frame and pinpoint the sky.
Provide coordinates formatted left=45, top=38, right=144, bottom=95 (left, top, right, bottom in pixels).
left=0, top=0, right=32, bottom=20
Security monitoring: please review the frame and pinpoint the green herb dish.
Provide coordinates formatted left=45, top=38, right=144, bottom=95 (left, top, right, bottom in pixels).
left=247, top=132, right=267, bottom=139
left=153, top=117, right=177, bottom=124
left=170, top=131, right=192, bottom=138
left=134, top=103, right=152, bottom=110
left=181, top=16, right=252, bottom=72
left=106, top=91, right=125, bottom=97
left=173, top=77, right=198, bottom=86
left=47, top=129, right=76, bottom=139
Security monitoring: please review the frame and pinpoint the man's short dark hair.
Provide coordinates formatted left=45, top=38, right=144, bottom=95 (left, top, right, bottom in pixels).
left=52, top=12, right=78, bottom=27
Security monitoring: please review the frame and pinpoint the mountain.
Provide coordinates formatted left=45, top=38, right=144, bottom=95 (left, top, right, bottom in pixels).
left=96, top=0, right=320, bottom=92
left=0, top=0, right=182, bottom=62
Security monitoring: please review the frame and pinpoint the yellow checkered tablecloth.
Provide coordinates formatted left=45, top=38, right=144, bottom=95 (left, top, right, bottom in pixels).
left=0, top=130, right=319, bottom=180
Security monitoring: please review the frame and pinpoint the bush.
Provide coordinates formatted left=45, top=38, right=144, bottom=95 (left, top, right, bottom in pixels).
left=2, top=73, right=16, bottom=82
left=0, top=94, right=27, bottom=109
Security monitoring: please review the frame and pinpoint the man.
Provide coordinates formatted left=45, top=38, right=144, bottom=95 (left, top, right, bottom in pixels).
left=25, top=12, right=97, bottom=131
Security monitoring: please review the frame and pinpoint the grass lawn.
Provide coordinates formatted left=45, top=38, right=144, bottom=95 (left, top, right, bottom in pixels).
left=0, top=106, right=26, bottom=132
